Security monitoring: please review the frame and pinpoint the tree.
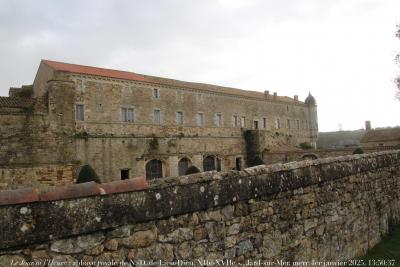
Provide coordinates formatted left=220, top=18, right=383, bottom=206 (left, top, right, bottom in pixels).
left=396, top=25, right=400, bottom=100
left=248, top=155, right=265, bottom=167
left=185, top=165, right=201, bottom=175
left=352, top=148, right=364, bottom=155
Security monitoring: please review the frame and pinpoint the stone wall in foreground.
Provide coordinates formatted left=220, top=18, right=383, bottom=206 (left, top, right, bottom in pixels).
left=0, top=151, right=399, bottom=266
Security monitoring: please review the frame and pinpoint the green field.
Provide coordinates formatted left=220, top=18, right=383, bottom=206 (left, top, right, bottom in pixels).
left=358, top=225, right=400, bottom=267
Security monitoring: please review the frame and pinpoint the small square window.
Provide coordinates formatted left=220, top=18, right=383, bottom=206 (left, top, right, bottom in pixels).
left=121, top=169, right=130, bottom=180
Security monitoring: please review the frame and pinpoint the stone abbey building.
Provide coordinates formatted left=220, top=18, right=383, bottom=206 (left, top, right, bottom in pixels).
left=0, top=60, right=318, bottom=188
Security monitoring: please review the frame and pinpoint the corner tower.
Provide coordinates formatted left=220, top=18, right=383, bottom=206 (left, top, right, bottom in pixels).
left=305, top=92, right=318, bottom=148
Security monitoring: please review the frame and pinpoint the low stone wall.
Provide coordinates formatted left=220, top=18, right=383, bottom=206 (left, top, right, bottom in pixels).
left=264, top=146, right=397, bottom=165
left=0, top=151, right=399, bottom=266
left=0, top=164, right=76, bottom=191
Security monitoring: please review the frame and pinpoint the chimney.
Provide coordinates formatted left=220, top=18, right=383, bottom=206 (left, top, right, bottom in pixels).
left=294, top=95, right=298, bottom=102
left=273, top=92, right=277, bottom=100
left=264, top=90, right=270, bottom=99
left=365, top=121, right=371, bottom=131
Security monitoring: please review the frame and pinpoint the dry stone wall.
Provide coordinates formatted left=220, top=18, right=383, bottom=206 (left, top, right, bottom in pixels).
left=0, top=151, right=399, bottom=266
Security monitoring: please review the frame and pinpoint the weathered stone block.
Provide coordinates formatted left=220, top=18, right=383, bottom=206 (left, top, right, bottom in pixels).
left=121, top=230, right=156, bottom=248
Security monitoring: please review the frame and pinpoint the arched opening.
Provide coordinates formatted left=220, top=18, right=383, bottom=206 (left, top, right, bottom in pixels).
left=76, top=165, right=100, bottom=184
left=145, top=159, right=163, bottom=180
left=203, top=155, right=216, bottom=171
left=178, top=157, right=191, bottom=176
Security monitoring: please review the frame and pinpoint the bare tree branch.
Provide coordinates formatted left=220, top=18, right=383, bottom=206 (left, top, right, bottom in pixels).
left=396, top=24, right=400, bottom=100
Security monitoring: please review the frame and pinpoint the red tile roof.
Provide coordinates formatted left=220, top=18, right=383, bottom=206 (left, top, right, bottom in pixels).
left=0, top=97, right=34, bottom=108
left=42, top=60, right=299, bottom=103
left=42, top=60, right=152, bottom=83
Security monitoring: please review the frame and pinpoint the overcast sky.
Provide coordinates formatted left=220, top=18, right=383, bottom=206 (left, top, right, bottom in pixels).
left=0, top=0, right=399, bottom=132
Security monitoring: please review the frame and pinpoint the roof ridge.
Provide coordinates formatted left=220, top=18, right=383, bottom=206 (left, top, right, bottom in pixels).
left=41, top=59, right=301, bottom=103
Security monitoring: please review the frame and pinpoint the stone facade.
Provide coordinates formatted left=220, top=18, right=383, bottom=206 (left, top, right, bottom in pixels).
left=360, top=128, right=400, bottom=149
left=0, top=151, right=399, bottom=264
left=0, top=164, right=75, bottom=191
left=0, top=59, right=318, bottom=187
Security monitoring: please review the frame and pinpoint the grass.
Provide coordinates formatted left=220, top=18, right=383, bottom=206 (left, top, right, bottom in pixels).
left=358, top=225, right=400, bottom=266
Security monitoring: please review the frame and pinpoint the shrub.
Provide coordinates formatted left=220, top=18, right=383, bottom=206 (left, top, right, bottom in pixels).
left=353, top=148, right=364, bottom=154
left=300, top=142, right=313, bottom=150
left=185, top=166, right=201, bottom=175
left=248, top=156, right=265, bottom=167
left=76, top=165, right=101, bottom=184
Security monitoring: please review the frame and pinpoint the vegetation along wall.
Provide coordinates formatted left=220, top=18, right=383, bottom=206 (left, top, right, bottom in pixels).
left=0, top=150, right=399, bottom=266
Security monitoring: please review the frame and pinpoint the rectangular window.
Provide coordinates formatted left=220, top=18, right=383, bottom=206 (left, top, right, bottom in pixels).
left=216, top=113, right=222, bottom=127
left=176, top=111, right=183, bottom=125
left=235, top=157, right=242, bottom=171
left=197, top=112, right=204, bottom=126
left=275, top=118, right=280, bottom=129
left=153, top=88, right=160, bottom=98
left=121, top=107, right=134, bottom=122
left=120, top=169, right=130, bottom=180
left=254, top=121, right=259, bottom=129
left=263, top=118, right=267, bottom=129
left=240, top=117, right=245, bottom=128
left=287, top=119, right=291, bottom=129
left=296, top=120, right=300, bottom=130
left=233, top=115, right=238, bottom=127
left=75, top=104, right=84, bottom=121
left=153, top=109, right=161, bottom=124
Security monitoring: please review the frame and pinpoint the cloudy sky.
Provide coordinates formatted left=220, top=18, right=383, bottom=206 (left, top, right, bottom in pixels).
left=0, top=0, right=399, bottom=132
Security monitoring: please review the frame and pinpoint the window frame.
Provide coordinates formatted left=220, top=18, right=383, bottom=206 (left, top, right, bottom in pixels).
left=275, top=118, right=280, bottom=129
left=75, top=103, right=85, bottom=121
left=215, top=113, right=223, bottom=127
left=176, top=111, right=184, bottom=125
left=197, top=112, right=204, bottom=127
left=233, top=114, right=238, bottom=127
left=240, top=116, right=246, bottom=128
left=153, top=88, right=160, bottom=99
left=121, top=107, right=135, bottom=123
left=153, top=109, right=161, bottom=124
left=262, top=117, right=267, bottom=129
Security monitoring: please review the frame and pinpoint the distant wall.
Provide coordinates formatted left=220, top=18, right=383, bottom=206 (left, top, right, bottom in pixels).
left=0, top=164, right=76, bottom=191
left=263, top=146, right=397, bottom=165
left=0, top=151, right=399, bottom=265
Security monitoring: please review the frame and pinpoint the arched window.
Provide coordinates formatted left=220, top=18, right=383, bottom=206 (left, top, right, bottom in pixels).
left=203, top=155, right=216, bottom=171
left=146, top=159, right=163, bottom=180
left=178, top=157, right=191, bottom=176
